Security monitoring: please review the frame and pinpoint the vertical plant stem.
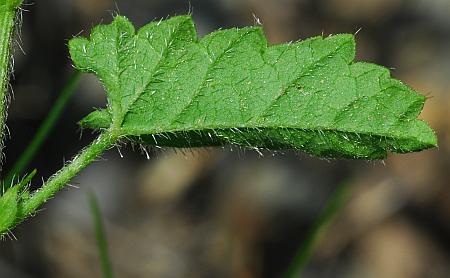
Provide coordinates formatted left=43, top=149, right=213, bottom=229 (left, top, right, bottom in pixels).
left=3, top=71, right=81, bottom=187
left=0, top=0, right=22, bottom=166
left=88, top=192, right=114, bottom=278
left=18, top=130, right=119, bottom=219
left=283, top=181, right=352, bottom=278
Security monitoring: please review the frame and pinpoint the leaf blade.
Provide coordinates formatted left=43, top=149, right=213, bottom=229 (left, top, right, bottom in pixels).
left=0, top=185, right=19, bottom=235
left=72, top=16, right=437, bottom=159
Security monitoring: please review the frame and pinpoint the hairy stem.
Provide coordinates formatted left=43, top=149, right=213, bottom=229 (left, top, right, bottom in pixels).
left=0, top=0, right=22, bottom=166
left=18, top=130, right=119, bottom=218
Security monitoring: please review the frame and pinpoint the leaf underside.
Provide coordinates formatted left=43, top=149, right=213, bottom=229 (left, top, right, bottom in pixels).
left=70, top=15, right=436, bottom=159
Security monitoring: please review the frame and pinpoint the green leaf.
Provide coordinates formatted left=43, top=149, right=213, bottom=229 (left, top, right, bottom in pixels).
left=0, top=0, right=22, bottom=11
left=0, top=170, right=35, bottom=234
left=71, top=15, right=436, bottom=159
left=0, top=185, right=19, bottom=234
left=16, top=169, right=37, bottom=192
left=79, top=109, right=112, bottom=130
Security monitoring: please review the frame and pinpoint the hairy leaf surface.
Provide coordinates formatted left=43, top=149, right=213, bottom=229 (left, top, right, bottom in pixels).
left=0, top=0, right=22, bottom=11
left=0, top=185, right=19, bottom=234
left=70, top=16, right=436, bottom=159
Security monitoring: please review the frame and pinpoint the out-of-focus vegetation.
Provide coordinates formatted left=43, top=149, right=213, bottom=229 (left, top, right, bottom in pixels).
left=0, top=0, right=448, bottom=277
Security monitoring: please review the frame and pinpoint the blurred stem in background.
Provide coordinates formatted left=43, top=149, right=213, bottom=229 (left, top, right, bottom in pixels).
left=88, top=192, right=114, bottom=278
left=284, top=181, right=352, bottom=278
left=2, top=71, right=81, bottom=189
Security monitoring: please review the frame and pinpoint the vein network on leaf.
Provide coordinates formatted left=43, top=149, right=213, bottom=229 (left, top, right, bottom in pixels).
left=70, top=15, right=436, bottom=160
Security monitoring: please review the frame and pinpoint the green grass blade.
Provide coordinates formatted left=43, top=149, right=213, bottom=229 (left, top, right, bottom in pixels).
left=283, top=181, right=352, bottom=278
left=2, top=71, right=81, bottom=188
left=88, top=191, right=114, bottom=278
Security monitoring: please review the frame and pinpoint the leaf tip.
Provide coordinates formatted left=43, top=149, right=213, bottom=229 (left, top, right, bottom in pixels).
left=0, top=185, right=20, bottom=236
left=79, top=109, right=111, bottom=130
left=337, top=33, right=356, bottom=62
left=416, top=120, right=438, bottom=149
left=112, top=15, right=135, bottom=34
left=68, top=37, right=91, bottom=71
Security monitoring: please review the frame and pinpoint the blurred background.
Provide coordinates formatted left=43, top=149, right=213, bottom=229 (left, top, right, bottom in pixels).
left=0, top=0, right=449, bottom=277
